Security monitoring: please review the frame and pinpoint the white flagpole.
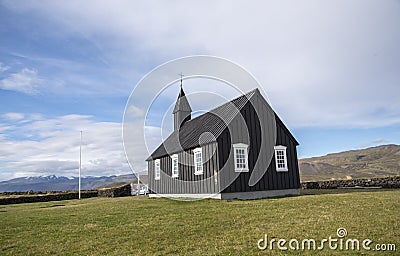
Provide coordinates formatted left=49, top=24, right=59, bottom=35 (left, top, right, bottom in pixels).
left=137, top=173, right=140, bottom=195
left=79, top=130, right=82, bottom=199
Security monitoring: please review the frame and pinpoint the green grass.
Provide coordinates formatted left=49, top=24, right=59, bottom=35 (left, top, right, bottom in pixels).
left=0, top=190, right=399, bottom=255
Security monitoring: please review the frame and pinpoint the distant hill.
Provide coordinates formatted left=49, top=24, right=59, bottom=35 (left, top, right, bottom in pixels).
left=2, top=144, right=399, bottom=191
left=299, top=144, right=400, bottom=182
left=0, top=174, right=138, bottom=192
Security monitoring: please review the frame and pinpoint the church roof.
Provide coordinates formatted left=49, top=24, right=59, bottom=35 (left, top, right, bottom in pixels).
left=173, top=87, right=192, bottom=113
left=146, top=89, right=258, bottom=161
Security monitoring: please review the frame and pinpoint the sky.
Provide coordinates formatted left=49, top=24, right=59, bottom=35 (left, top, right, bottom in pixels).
left=0, top=0, right=399, bottom=181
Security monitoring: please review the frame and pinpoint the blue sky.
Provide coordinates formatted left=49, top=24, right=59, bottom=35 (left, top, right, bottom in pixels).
left=0, top=0, right=400, bottom=181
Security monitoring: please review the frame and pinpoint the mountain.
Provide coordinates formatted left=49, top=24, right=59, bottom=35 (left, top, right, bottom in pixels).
left=299, top=144, right=400, bottom=182
left=2, top=144, right=399, bottom=191
left=0, top=174, right=137, bottom=192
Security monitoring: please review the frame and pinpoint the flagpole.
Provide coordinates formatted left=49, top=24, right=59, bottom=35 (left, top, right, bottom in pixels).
left=137, top=173, right=140, bottom=196
left=79, top=130, right=82, bottom=199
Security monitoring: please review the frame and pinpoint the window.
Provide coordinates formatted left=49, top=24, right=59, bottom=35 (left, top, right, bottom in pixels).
left=154, top=159, right=160, bottom=180
left=274, top=145, right=288, bottom=172
left=193, top=147, right=203, bottom=175
left=171, top=154, right=179, bottom=178
left=233, top=143, right=249, bottom=172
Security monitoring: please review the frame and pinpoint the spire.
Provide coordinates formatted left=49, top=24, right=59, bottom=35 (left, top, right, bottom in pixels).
left=173, top=86, right=192, bottom=113
left=177, top=86, right=185, bottom=98
left=179, top=72, right=183, bottom=89
left=173, top=77, right=192, bottom=130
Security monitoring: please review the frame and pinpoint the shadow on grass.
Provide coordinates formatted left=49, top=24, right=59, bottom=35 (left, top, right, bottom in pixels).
left=39, top=204, right=66, bottom=208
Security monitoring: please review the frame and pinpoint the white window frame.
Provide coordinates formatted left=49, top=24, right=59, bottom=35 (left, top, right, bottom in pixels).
left=233, top=143, right=249, bottom=172
left=193, top=147, right=203, bottom=175
left=274, top=145, right=288, bottom=172
left=154, top=159, right=161, bottom=180
left=171, top=154, right=179, bottom=178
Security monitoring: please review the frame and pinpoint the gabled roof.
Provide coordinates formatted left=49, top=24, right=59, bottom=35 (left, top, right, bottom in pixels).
left=146, top=88, right=298, bottom=161
left=147, top=89, right=257, bottom=161
left=173, top=87, right=192, bottom=113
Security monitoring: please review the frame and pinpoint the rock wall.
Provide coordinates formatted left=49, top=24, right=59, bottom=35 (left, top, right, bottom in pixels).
left=0, top=183, right=134, bottom=204
left=301, top=176, right=400, bottom=189
left=0, top=191, right=98, bottom=205
left=97, top=184, right=132, bottom=197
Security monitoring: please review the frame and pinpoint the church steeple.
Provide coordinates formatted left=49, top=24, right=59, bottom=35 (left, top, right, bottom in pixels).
left=173, top=83, right=192, bottom=131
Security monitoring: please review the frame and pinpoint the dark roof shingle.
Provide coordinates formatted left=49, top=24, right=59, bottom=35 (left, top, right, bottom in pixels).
left=146, top=89, right=257, bottom=160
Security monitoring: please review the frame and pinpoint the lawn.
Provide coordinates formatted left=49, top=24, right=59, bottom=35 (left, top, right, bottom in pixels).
left=0, top=189, right=399, bottom=255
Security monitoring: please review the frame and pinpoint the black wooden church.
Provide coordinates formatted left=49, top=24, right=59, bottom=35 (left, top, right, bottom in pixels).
left=146, top=86, right=300, bottom=199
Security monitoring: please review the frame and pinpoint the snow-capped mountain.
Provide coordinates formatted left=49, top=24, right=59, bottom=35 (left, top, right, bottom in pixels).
left=0, top=174, right=136, bottom=192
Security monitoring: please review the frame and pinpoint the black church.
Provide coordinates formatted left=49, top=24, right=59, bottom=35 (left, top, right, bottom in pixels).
left=146, top=87, right=300, bottom=199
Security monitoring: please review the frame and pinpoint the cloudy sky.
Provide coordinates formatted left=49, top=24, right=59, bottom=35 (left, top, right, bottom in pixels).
left=0, top=0, right=399, bottom=181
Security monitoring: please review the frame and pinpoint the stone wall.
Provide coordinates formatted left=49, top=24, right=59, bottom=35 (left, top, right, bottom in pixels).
left=301, top=176, right=400, bottom=189
left=0, top=183, right=134, bottom=205
left=97, top=184, right=132, bottom=197
left=0, top=191, right=98, bottom=205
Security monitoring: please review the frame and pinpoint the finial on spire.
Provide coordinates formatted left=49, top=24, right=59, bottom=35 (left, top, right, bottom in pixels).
left=173, top=74, right=192, bottom=130
left=179, top=72, right=184, bottom=89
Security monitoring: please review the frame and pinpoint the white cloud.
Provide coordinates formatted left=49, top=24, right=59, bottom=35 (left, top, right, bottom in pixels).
left=2, top=113, right=25, bottom=121
left=0, top=124, right=12, bottom=132
left=0, top=68, right=43, bottom=95
left=359, top=138, right=389, bottom=148
left=0, top=62, right=10, bottom=73
left=0, top=114, right=147, bottom=181
left=127, top=105, right=144, bottom=117
left=4, top=0, right=398, bottom=128
left=371, top=138, right=387, bottom=144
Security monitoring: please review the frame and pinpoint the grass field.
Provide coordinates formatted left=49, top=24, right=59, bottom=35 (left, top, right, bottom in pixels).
left=1, top=189, right=399, bottom=255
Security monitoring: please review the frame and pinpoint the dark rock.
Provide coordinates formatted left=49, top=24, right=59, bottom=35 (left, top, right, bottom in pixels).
left=301, top=176, right=400, bottom=189
left=97, top=184, right=132, bottom=197
left=0, top=191, right=98, bottom=205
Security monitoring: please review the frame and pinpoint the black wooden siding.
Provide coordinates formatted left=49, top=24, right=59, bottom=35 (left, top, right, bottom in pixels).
left=148, top=142, right=219, bottom=194
left=218, top=93, right=300, bottom=193
left=147, top=89, right=300, bottom=195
